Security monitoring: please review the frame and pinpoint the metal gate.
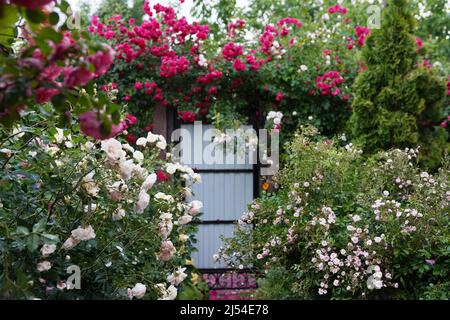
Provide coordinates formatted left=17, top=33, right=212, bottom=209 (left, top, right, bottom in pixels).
left=178, top=124, right=258, bottom=295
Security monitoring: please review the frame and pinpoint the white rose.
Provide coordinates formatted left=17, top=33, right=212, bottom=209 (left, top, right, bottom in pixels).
left=12, top=127, right=25, bottom=139
left=133, top=164, right=147, bottom=179
left=82, top=172, right=99, bottom=197
left=71, top=225, right=96, bottom=241
left=82, top=141, right=95, bottom=151
left=167, top=267, right=188, bottom=286
left=136, top=137, right=147, bottom=147
left=130, top=283, right=146, bottom=299
left=107, top=181, right=128, bottom=201
left=198, top=54, right=208, bottom=67
left=146, top=132, right=159, bottom=143
left=267, top=111, right=276, bottom=119
left=188, top=200, right=203, bottom=215
left=156, top=136, right=167, bottom=150
left=166, top=163, right=178, bottom=175
left=142, top=173, right=157, bottom=191
left=62, top=236, right=80, bottom=250
left=123, top=143, right=135, bottom=153
left=54, top=128, right=65, bottom=144
left=101, top=139, right=126, bottom=163
left=133, top=151, right=144, bottom=163
left=112, top=208, right=126, bottom=221
left=154, top=192, right=173, bottom=202
left=40, top=244, right=56, bottom=257
left=119, top=159, right=135, bottom=181
left=135, top=190, right=150, bottom=213
left=178, top=214, right=192, bottom=225
left=0, top=148, right=12, bottom=157
left=155, top=284, right=178, bottom=300
left=192, top=173, right=202, bottom=184
left=37, top=261, right=52, bottom=272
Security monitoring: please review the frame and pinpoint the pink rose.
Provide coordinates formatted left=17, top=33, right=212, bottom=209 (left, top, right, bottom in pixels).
left=36, top=87, right=59, bottom=104
left=64, top=67, right=94, bottom=89
left=79, top=111, right=125, bottom=140
left=88, top=45, right=115, bottom=76
left=157, top=240, right=176, bottom=261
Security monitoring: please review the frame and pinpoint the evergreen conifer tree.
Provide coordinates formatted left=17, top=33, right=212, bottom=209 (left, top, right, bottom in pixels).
left=349, top=0, right=447, bottom=169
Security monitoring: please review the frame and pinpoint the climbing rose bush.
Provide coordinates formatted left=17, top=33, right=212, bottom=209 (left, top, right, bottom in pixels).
left=0, top=1, right=122, bottom=138
left=219, top=126, right=449, bottom=299
left=89, top=1, right=364, bottom=138
left=0, top=104, right=204, bottom=299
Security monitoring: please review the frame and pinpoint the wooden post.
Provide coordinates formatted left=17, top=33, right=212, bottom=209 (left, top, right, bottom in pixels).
left=152, top=103, right=167, bottom=139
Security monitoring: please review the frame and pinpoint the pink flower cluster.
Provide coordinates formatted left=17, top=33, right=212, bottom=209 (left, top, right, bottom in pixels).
left=415, top=36, right=424, bottom=51
left=276, top=17, right=302, bottom=28
left=160, top=55, right=190, bottom=78
left=228, top=19, right=246, bottom=38
left=328, top=4, right=348, bottom=15
left=316, top=71, right=344, bottom=96
left=178, top=111, right=196, bottom=123
left=355, top=26, right=370, bottom=46
left=222, top=42, right=244, bottom=61
left=21, top=33, right=115, bottom=107
left=79, top=111, right=125, bottom=140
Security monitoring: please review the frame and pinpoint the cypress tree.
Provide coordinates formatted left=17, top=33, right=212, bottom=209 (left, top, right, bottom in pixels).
left=348, top=0, right=447, bottom=169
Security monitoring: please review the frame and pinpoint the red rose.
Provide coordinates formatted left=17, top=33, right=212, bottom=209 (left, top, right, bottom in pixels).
left=275, top=92, right=284, bottom=102
left=156, top=170, right=168, bottom=182
left=126, top=134, right=137, bottom=143
left=179, top=111, right=196, bottom=123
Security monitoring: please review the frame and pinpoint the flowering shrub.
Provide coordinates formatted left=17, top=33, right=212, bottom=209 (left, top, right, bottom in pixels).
left=0, top=1, right=121, bottom=138
left=88, top=1, right=363, bottom=138
left=219, top=126, right=449, bottom=299
left=0, top=103, right=205, bottom=299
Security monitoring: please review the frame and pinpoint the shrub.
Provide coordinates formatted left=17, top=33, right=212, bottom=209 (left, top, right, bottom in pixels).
left=0, top=103, right=204, bottom=299
left=219, top=126, right=449, bottom=299
left=348, top=0, right=448, bottom=169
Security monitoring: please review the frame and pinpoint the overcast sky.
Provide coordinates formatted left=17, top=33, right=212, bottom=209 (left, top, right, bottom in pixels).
left=66, top=0, right=251, bottom=22
left=67, top=0, right=197, bottom=21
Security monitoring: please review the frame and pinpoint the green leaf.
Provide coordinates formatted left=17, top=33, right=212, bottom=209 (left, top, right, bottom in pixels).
left=51, top=93, right=68, bottom=112
left=48, top=12, right=60, bottom=26
left=15, top=226, right=30, bottom=236
left=0, top=5, right=19, bottom=48
left=25, top=8, right=46, bottom=24
left=26, top=234, right=40, bottom=251
left=41, top=234, right=59, bottom=244
left=32, top=218, right=47, bottom=233
left=58, top=0, right=71, bottom=13
left=39, top=27, right=63, bottom=44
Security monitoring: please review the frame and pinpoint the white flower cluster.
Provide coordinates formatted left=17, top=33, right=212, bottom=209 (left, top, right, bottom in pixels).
left=136, top=132, right=167, bottom=150
left=266, top=111, right=283, bottom=130
left=310, top=206, right=336, bottom=230
left=270, top=41, right=286, bottom=59
left=372, top=199, right=422, bottom=234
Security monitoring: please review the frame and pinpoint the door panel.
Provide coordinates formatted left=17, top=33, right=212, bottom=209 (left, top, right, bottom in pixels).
left=179, top=124, right=255, bottom=270
left=191, top=172, right=253, bottom=221
left=191, top=224, right=235, bottom=269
